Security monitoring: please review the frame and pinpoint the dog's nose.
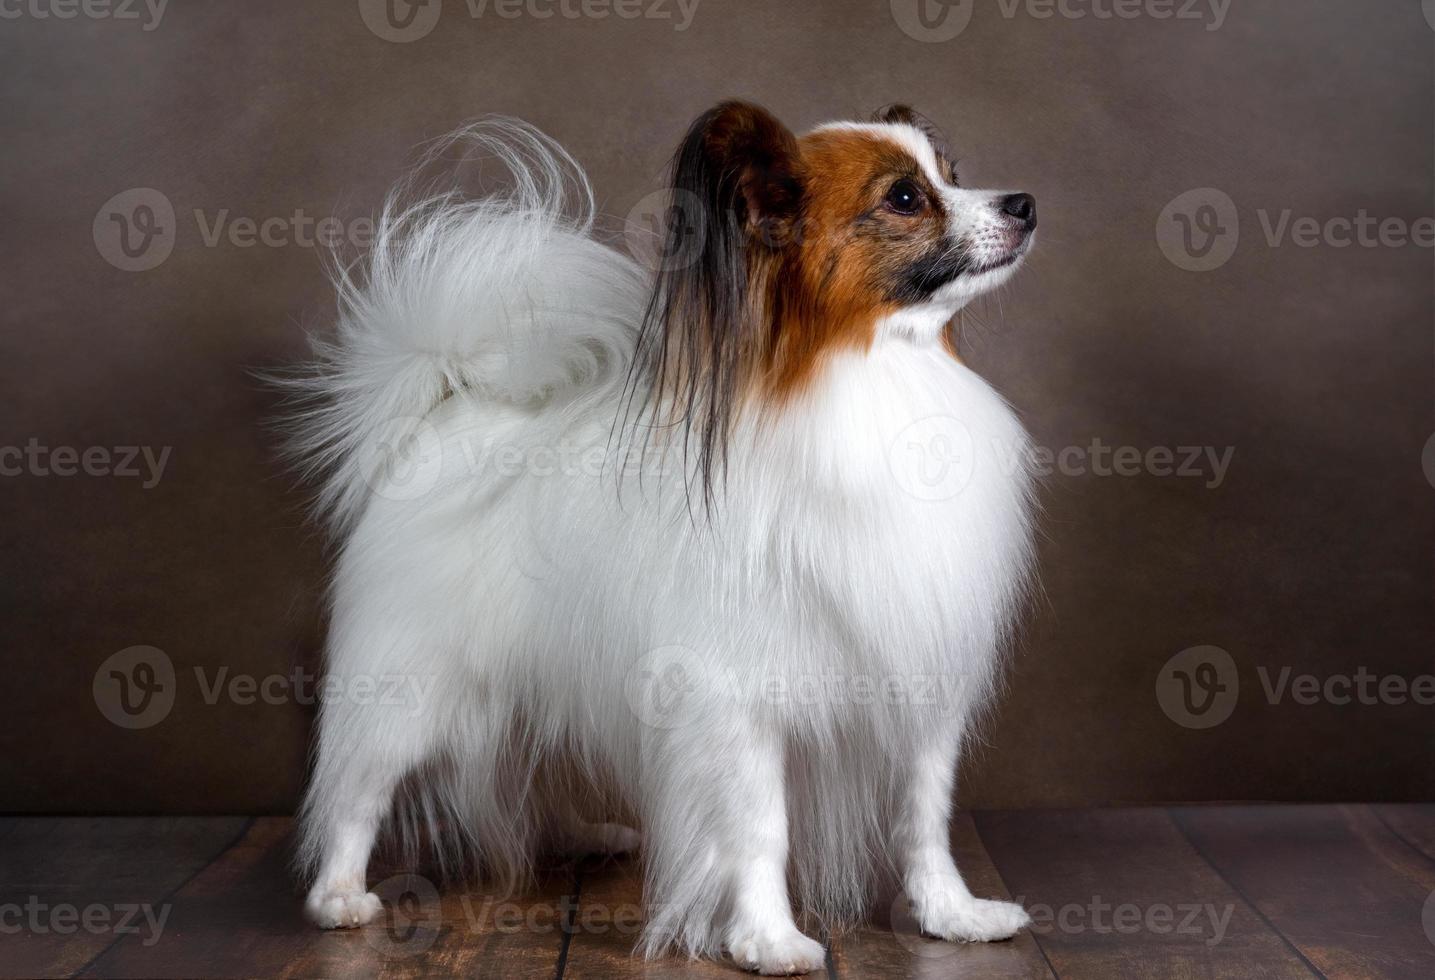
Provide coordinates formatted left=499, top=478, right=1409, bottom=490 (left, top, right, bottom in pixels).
left=999, top=193, right=1037, bottom=229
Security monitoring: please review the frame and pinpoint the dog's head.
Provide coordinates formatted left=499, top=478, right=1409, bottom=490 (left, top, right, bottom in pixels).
left=629, top=100, right=1036, bottom=502
left=796, top=105, right=1036, bottom=341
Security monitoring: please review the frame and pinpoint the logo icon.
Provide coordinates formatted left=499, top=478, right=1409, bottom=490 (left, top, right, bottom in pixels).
left=93, top=646, right=176, bottom=729
left=93, top=189, right=176, bottom=272
left=1157, top=645, right=1239, bottom=729
left=889, top=416, right=976, bottom=501
left=359, top=0, right=442, bottom=42
left=624, top=646, right=735, bottom=730
left=889, top=0, right=975, bottom=42
left=361, top=417, right=444, bottom=502
left=365, top=874, right=442, bottom=957
left=624, top=188, right=707, bottom=273
left=887, top=874, right=984, bottom=957
left=1157, top=188, right=1239, bottom=272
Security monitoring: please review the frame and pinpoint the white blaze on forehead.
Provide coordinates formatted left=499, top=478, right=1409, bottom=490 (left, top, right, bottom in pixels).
left=808, top=122, right=949, bottom=188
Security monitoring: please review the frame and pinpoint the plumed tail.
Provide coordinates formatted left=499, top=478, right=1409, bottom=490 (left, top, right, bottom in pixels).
left=273, top=118, right=647, bottom=531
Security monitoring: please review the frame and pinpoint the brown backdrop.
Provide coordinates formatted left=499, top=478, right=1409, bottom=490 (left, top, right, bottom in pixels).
left=2, top=0, right=1431, bottom=813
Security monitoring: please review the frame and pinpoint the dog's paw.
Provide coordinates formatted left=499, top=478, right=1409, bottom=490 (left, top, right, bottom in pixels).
left=728, top=926, right=826, bottom=975
left=564, top=820, right=641, bottom=857
left=917, top=895, right=1030, bottom=943
left=306, top=887, right=383, bottom=929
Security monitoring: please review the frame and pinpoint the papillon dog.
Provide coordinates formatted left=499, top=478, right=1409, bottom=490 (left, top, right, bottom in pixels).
left=284, top=101, right=1038, bottom=975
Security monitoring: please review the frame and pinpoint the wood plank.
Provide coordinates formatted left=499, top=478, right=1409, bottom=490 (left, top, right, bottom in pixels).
left=81, top=817, right=573, bottom=979
left=976, top=807, right=1316, bottom=979
left=1371, top=804, right=1435, bottom=861
left=11, top=807, right=1430, bottom=978
left=1174, top=804, right=1435, bottom=980
left=829, top=812, right=1054, bottom=978
left=0, top=816, right=250, bottom=980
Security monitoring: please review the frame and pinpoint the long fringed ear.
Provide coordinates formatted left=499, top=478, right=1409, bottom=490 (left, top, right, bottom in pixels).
left=621, top=100, right=803, bottom=516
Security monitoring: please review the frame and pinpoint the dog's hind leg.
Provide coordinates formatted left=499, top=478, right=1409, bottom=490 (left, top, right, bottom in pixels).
left=555, top=804, right=641, bottom=857
left=298, top=616, right=447, bottom=929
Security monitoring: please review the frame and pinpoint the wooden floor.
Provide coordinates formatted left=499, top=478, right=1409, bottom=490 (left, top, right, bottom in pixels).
left=2, top=805, right=1432, bottom=979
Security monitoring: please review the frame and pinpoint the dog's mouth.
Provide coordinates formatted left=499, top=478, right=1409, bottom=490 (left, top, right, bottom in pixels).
left=893, top=228, right=1035, bottom=303
left=968, top=232, right=1034, bottom=277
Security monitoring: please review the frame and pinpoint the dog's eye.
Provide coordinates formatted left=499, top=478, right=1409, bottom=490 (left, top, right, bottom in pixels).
left=884, top=178, right=924, bottom=215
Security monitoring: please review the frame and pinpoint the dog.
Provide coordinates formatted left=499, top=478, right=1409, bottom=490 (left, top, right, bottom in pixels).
left=283, top=101, right=1038, bottom=975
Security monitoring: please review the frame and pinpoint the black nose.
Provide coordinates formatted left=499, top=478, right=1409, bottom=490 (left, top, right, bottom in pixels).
left=1000, top=193, right=1037, bottom=229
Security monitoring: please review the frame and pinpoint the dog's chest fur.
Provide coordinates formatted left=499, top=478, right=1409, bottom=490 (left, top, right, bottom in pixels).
left=673, top=340, right=1036, bottom=692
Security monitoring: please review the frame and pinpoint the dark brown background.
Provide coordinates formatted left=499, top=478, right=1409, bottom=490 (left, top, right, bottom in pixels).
left=1, top=0, right=1430, bottom=813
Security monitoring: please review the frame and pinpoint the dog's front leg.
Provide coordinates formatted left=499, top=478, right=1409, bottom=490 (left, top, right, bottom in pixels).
left=720, top=724, right=826, bottom=976
left=894, top=729, right=1030, bottom=943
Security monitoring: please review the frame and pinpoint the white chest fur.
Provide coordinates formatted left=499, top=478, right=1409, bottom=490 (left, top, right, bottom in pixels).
left=702, top=341, right=1037, bottom=708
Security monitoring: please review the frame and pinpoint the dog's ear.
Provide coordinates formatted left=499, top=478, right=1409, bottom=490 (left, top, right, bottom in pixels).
left=674, top=100, right=803, bottom=248
left=623, top=101, right=802, bottom=514
left=873, top=104, right=951, bottom=164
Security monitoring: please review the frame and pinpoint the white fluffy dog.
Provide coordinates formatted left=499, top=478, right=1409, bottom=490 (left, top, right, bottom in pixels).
left=284, top=101, right=1037, bottom=975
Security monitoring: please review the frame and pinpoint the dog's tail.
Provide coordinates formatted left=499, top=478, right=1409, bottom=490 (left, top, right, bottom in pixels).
left=274, top=119, right=648, bottom=531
